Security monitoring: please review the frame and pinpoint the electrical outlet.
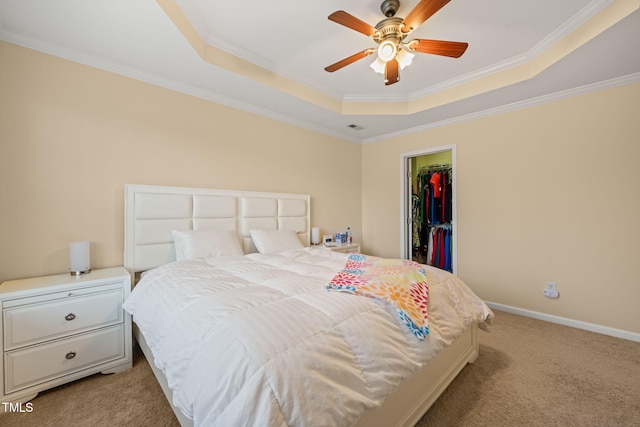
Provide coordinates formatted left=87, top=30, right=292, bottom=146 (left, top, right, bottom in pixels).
left=544, top=281, right=559, bottom=298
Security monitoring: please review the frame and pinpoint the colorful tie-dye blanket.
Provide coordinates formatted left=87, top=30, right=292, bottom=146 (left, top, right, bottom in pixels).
left=326, top=254, right=430, bottom=339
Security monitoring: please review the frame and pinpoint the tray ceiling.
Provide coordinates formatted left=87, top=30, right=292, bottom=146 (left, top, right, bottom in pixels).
left=1, top=0, right=638, bottom=142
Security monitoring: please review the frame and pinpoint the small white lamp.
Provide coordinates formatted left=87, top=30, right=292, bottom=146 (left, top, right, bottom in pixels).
left=311, top=227, right=321, bottom=245
left=70, top=241, right=91, bottom=275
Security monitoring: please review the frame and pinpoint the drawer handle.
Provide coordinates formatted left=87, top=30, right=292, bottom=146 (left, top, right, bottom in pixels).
left=65, top=351, right=76, bottom=360
left=65, top=313, right=76, bottom=321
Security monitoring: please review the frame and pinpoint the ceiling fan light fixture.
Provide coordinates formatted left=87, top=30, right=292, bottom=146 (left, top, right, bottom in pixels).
left=370, top=56, right=386, bottom=74
left=397, top=48, right=415, bottom=70
left=377, top=40, right=397, bottom=62
left=325, top=0, right=467, bottom=86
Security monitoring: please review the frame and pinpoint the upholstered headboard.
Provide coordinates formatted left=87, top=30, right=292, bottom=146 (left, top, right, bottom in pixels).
left=124, top=184, right=310, bottom=272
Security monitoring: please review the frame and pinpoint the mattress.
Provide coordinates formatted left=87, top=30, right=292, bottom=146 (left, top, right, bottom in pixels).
left=123, top=247, right=493, bottom=426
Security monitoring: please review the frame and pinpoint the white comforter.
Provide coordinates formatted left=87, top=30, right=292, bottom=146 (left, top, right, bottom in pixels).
left=123, top=247, right=493, bottom=427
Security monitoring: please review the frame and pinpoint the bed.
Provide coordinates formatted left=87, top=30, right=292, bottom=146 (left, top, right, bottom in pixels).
left=122, top=184, right=493, bottom=427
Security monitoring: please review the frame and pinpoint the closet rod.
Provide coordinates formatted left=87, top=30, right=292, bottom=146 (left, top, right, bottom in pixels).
left=419, top=163, right=452, bottom=171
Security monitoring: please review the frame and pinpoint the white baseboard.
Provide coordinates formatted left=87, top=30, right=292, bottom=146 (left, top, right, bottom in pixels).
left=485, top=302, right=640, bottom=343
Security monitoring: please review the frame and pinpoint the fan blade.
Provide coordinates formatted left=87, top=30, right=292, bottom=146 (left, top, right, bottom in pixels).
left=325, top=49, right=375, bottom=72
left=402, top=0, right=450, bottom=33
left=385, top=58, right=399, bottom=85
left=328, top=11, right=377, bottom=37
left=409, top=39, right=468, bottom=58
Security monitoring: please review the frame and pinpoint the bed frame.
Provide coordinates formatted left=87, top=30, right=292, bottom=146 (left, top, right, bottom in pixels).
left=123, top=184, right=479, bottom=427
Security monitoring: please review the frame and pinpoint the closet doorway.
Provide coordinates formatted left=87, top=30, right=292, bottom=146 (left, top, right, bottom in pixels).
left=400, top=145, right=457, bottom=274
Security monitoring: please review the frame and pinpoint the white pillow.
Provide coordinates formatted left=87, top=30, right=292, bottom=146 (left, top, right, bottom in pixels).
left=172, top=230, right=244, bottom=261
left=250, top=229, right=304, bottom=254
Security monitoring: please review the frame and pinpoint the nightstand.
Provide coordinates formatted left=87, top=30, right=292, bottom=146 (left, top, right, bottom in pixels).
left=0, top=267, right=132, bottom=404
left=325, top=243, right=361, bottom=254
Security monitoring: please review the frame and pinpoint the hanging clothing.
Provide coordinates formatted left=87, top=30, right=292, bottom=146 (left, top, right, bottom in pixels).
left=444, top=230, right=451, bottom=271
left=412, top=165, right=453, bottom=272
left=429, top=172, right=441, bottom=198
left=411, top=194, right=421, bottom=250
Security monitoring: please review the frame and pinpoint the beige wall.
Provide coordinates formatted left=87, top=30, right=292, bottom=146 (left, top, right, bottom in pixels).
left=362, top=82, right=640, bottom=333
left=0, top=42, right=361, bottom=282
left=2, top=41, right=639, bottom=335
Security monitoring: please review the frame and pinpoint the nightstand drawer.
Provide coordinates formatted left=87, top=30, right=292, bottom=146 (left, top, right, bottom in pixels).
left=3, top=289, right=123, bottom=350
left=4, top=325, right=125, bottom=394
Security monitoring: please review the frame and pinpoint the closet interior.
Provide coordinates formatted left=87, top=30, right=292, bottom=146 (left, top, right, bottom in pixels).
left=411, top=152, right=453, bottom=272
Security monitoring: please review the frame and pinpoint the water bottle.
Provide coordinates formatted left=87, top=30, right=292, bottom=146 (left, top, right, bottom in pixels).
left=346, top=227, right=351, bottom=244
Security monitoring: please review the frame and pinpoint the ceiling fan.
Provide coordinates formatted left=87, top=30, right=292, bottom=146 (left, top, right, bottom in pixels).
left=324, top=0, right=468, bottom=86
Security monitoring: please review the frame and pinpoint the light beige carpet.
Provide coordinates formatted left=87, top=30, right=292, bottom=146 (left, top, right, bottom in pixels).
left=1, top=310, right=639, bottom=426
left=417, top=311, right=640, bottom=427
